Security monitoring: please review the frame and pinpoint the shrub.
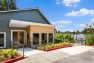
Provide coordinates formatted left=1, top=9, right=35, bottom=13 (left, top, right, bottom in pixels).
left=0, top=49, right=18, bottom=62
left=37, top=42, right=72, bottom=51
left=85, top=34, right=94, bottom=45
left=55, top=33, right=74, bottom=43
left=0, top=55, right=4, bottom=62
left=55, top=33, right=64, bottom=43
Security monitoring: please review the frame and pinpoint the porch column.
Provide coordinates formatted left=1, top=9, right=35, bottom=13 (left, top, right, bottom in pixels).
left=53, top=33, right=55, bottom=43
left=24, top=31, right=26, bottom=45
left=47, top=33, right=49, bottom=44
left=30, top=33, right=33, bottom=47
left=39, top=33, right=42, bottom=45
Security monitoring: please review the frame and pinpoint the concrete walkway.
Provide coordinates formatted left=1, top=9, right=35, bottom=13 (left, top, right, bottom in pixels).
left=18, top=48, right=44, bottom=57
left=57, top=46, right=92, bottom=55
left=15, top=46, right=94, bottom=63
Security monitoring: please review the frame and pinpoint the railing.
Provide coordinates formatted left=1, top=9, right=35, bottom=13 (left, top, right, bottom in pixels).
left=11, top=41, right=24, bottom=57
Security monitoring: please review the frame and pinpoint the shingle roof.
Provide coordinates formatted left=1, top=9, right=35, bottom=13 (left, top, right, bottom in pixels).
left=0, top=8, right=51, bottom=24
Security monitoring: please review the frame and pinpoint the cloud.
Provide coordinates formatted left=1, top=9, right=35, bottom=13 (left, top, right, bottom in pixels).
left=80, top=18, right=94, bottom=29
left=56, top=0, right=80, bottom=7
left=90, top=18, right=94, bottom=24
left=66, top=8, right=94, bottom=16
left=79, top=24, right=88, bottom=28
left=52, top=20, right=72, bottom=25
left=51, top=20, right=72, bottom=31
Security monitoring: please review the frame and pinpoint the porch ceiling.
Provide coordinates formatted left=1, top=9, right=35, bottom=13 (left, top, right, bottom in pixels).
left=9, top=20, right=54, bottom=28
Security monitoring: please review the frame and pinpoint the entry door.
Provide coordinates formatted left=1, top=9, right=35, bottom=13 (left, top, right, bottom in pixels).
left=12, top=31, right=26, bottom=45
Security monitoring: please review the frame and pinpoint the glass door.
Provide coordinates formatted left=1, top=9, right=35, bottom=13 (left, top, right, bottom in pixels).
left=20, top=32, right=25, bottom=44
left=41, top=33, right=47, bottom=44
left=12, top=31, right=26, bottom=46
left=13, top=32, right=18, bottom=44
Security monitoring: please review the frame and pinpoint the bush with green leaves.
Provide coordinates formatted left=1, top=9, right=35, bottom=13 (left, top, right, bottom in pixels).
left=0, top=49, right=18, bottom=62
left=55, top=33, right=74, bottom=43
left=37, top=42, right=72, bottom=51
left=85, top=34, right=94, bottom=45
left=55, top=33, right=64, bottom=43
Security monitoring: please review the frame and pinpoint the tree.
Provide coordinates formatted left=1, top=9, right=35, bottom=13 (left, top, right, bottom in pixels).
left=82, top=24, right=94, bottom=34
left=0, top=0, right=7, bottom=11
left=82, top=24, right=94, bottom=45
left=0, top=0, right=17, bottom=11
left=9, top=0, right=16, bottom=10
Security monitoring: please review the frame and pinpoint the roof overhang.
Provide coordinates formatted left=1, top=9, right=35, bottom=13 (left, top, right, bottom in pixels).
left=9, top=20, right=54, bottom=28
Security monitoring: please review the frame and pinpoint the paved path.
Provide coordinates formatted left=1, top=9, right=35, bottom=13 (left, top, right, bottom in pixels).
left=15, top=46, right=94, bottom=63
left=18, top=48, right=44, bottom=57
left=15, top=50, right=70, bottom=63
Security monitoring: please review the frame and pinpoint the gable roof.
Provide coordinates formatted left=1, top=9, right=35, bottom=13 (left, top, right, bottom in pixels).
left=0, top=8, right=51, bottom=25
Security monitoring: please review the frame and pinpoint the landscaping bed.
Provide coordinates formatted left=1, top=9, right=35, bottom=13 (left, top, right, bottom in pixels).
left=85, top=44, right=94, bottom=46
left=0, top=49, right=25, bottom=63
left=37, top=42, right=72, bottom=51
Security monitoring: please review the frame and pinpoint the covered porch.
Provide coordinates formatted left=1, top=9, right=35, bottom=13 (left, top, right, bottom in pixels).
left=9, top=20, right=55, bottom=48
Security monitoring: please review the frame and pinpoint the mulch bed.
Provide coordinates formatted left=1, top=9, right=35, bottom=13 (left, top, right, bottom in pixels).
left=1, top=55, right=25, bottom=63
left=85, top=44, right=94, bottom=46
left=45, top=45, right=72, bottom=51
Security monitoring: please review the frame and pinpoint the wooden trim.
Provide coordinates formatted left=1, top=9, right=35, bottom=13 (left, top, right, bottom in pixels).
left=18, top=32, right=20, bottom=44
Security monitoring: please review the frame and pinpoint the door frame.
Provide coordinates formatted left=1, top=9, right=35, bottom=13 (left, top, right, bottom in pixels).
left=0, top=32, right=6, bottom=48
left=11, top=30, right=27, bottom=46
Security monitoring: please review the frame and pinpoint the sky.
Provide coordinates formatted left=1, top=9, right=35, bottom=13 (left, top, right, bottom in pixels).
left=16, top=0, right=94, bottom=32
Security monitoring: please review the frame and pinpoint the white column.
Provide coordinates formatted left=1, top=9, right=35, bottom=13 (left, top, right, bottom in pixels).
left=39, top=33, right=42, bottom=45
left=47, top=33, right=49, bottom=44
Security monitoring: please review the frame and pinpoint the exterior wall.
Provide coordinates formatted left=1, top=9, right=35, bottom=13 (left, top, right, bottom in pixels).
left=0, top=9, right=51, bottom=48
left=29, top=25, right=55, bottom=46
left=30, top=25, right=54, bottom=33
left=0, top=27, right=25, bottom=48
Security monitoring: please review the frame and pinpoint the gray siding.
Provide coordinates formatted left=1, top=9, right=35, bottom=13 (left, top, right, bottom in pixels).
left=0, top=9, right=50, bottom=48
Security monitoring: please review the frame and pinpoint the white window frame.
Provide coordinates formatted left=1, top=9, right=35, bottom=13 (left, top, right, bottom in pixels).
left=0, top=32, right=6, bottom=48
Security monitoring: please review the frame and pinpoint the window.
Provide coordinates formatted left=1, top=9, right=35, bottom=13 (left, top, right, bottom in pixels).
left=13, top=32, right=18, bottom=42
left=33, top=33, right=39, bottom=45
left=49, top=33, right=53, bottom=43
left=20, top=32, right=24, bottom=44
left=0, top=32, right=6, bottom=47
left=41, top=33, right=47, bottom=44
left=27, top=33, right=30, bottom=44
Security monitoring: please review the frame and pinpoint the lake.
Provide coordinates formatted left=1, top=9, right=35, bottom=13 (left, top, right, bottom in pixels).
left=71, top=34, right=86, bottom=43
